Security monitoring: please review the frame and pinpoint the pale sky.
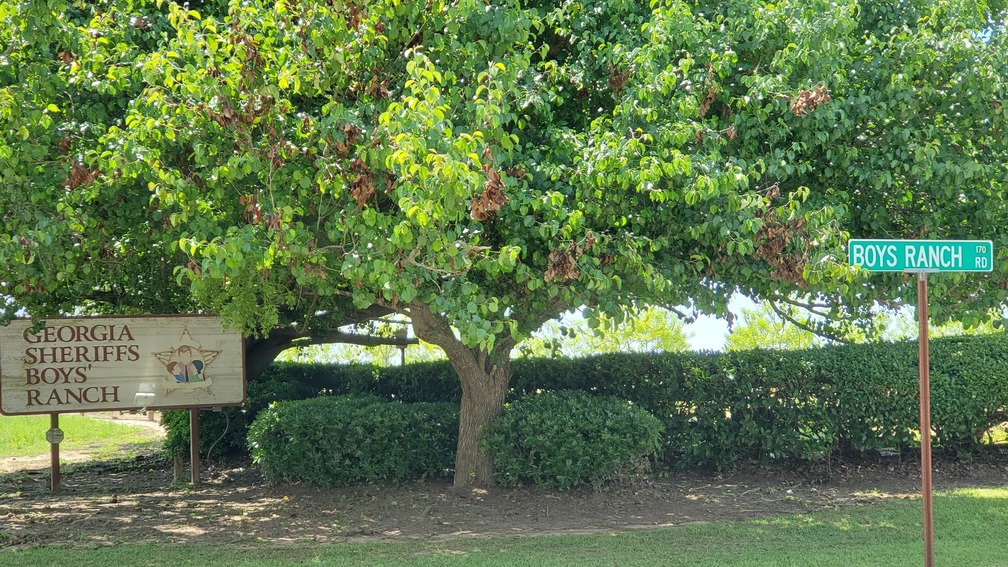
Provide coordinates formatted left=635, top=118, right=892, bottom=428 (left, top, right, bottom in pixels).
left=683, top=295, right=759, bottom=352
left=683, top=313, right=730, bottom=351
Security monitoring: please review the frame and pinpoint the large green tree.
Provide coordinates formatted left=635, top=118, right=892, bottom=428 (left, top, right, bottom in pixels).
left=3, top=0, right=1007, bottom=487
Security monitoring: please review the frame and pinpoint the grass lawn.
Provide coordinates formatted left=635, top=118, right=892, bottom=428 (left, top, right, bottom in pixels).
left=2, top=486, right=1005, bottom=566
left=0, top=414, right=162, bottom=459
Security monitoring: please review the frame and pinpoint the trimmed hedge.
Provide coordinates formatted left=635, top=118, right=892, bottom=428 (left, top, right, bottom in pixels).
left=247, top=395, right=458, bottom=486
left=487, top=391, right=663, bottom=489
left=504, top=337, right=1008, bottom=469
left=165, top=334, right=1008, bottom=471
left=160, top=361, right=462, bottom=459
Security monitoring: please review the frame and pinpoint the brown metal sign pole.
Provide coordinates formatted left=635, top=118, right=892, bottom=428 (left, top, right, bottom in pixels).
left=917, top=272, right=935, bottom=567
left=50, top=413, right=60, bottom=493
left=190, top=408, right=200, bottom=485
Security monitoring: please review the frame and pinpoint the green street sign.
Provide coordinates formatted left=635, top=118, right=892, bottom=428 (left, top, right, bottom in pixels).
left=849, top=239, right=993, bottom=272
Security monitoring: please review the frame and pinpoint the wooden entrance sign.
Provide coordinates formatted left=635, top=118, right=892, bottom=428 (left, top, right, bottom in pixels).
left=0, top=315, right=245, bottom=489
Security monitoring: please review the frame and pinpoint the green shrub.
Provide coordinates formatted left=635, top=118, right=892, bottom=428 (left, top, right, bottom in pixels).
left=487, top=390, right=663, bottom=489
left=161, top=407, right=247, bottom=461
left=924, top=337, right=1008, bottom=453
left=505, top=336, right=1008, bottom=469
left=166, top=334, right=1008, bottom=472
left=160, top=360, right=462, bottom=460
left=160, top=368, right=344, bottom=460
left=247, top=395, right=457, bottom=486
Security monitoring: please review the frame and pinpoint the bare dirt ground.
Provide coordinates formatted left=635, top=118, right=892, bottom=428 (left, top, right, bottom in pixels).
left=3, top=443, right=1008, bottom=550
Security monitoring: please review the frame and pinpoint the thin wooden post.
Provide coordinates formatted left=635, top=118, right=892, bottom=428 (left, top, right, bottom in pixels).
left=49, top=413, right=60, bottom=493
left=173, top=454, right=185, bottom=482
left=917, top=273, right=935, bottom=567
left=190, top=408, right=200, bottom=485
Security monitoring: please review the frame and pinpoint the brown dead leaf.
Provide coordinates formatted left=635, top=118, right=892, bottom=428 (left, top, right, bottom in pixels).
left=699, top=84, right=718, bottom=118
left=752, top=207, right=810, bottom=287
left=544, top=248, right=580, bottom=282
left=506, top=166, right=526, bottom=178
left=349, top=158, right=375, bottom=208
left=469, top=167, right=508, bottom=221
left=240, top=194, right=263, bottom=225
left=607, top=63, right=632, bottom=94
left=343, top=123, right=362, bottom=146
left=345, top=3, right=363, bottom=30
left=790, top=85, right=830, bottom=116
left=350, top=176, right=375, bottom=208
left=66, top=161, right=100, bottom=189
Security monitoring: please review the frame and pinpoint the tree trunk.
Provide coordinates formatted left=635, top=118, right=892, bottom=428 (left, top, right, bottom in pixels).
left=408, top=303, right=516, bottom=490
left=452, top=356, right=511, bottom=488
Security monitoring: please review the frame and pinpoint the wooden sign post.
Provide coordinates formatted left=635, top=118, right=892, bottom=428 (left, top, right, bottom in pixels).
left=48, top=413, right=62, bottom=493
left=916, top=274, right=934, bottom=567
left=190, top=408, right=201, bottom=485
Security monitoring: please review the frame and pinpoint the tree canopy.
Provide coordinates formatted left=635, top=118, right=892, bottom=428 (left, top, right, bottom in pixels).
left=3, top=0, right=1007, bottom=486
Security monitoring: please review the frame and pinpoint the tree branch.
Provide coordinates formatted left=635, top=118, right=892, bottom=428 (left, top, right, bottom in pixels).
left=768, top=293, right=835, bottom=315
left=768, top=300, right=852, bottom=344
left=244, top=308, right=411, bottom=380
left=291, top=330, right=418, bottom=348
left=509, top=296, right=568, bottom=337
left=406, top=302, right=470, bottom=360
left=649, top=302, right=694, bottom=323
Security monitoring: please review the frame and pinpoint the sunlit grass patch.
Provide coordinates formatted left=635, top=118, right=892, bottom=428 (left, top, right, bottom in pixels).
left=981, top=422, right=1008, bottom=445
left=0, top=414, right=162, bottom=459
